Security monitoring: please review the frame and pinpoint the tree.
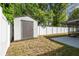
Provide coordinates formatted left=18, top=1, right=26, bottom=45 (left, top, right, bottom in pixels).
left=50, top=3, right=68, bottom=26
left=14, top=3, right=68, bottom=26
left=0, top=3, right=14, bottom=23
left=69, top=8, right=79, bottom=20
left=14, top=3, right=54, bottom=26
left=0, top=3, right=68, bottom=26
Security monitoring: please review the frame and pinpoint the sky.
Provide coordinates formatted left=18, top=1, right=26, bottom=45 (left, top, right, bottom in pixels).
left=67, top=3, right=79, bottom=16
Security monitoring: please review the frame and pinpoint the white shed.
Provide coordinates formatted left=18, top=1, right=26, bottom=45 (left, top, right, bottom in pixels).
left=14, top=16, right=38, bottom=41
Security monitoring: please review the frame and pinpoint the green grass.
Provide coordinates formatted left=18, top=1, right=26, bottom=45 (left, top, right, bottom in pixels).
left=6, top=34, right=79, bottom=56
left=44, top=33, right=68, bottom=38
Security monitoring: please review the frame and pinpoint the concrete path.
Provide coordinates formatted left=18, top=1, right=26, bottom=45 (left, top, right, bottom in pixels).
left=51, top=37, right=79, bottom=48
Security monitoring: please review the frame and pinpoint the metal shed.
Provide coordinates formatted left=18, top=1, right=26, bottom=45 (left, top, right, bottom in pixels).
left=14, top=16, right=38, bottom=41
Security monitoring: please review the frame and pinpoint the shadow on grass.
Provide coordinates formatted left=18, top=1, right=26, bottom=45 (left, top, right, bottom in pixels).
left=37, top=46, right=79, bottom=56
left=38, top=40, right=79, bottom=56
left=39, top=36, right=79, bottom=56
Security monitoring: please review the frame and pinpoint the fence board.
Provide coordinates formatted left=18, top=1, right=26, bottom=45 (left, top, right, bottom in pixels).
left=38, top=26, right=68, bottom=35
left=0, top=7, right=10, bottom=56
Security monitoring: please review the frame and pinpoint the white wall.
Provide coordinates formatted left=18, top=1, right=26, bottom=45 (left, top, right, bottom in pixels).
left=0, top=7, right=10, bottom=56
left=38, top=26, right=68, bottom=35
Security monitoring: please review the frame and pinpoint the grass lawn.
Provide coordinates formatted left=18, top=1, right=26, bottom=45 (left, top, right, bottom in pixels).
left=6, top=34, right=79, bottom=56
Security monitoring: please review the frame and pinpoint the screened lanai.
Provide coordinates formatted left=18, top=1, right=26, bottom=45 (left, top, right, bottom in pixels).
left=67, top=19, right=79, bottom=37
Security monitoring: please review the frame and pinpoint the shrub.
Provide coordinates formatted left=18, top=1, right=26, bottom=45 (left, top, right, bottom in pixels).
left=0, top=3, right=14, bottom=24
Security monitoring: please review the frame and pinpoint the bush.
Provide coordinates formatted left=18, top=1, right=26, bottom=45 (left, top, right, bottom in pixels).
left=0, top=3, right=14, bottom=24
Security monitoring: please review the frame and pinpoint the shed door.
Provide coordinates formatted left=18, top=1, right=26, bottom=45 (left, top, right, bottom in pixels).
left=21, top=20, right=33, bottom=39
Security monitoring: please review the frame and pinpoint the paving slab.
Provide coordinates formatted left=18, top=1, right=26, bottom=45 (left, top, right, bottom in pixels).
left=51, top=37, right=79, bottom=48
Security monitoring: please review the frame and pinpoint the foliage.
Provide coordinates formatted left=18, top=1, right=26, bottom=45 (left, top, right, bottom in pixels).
left=0, top=3, right=68, bottom=26
left=51, top=4, right=68, bottom=26
left=14, top=3, right=54, bottom=26
left=0, top=3, right=14, bottom=23
left=14, top=3, right=68, bottom=26
left=69, top=8, right=79, bottom=20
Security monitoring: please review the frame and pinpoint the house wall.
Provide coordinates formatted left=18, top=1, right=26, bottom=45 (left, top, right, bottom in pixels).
left=0, top=7, right=10, bottom=56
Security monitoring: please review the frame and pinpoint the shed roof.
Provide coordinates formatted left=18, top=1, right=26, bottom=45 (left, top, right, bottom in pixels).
left=15, top=16, right=37, bottom=22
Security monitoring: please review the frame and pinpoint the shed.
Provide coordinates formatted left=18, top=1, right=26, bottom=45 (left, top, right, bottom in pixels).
left=14, top=16, right=38, bottom=41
